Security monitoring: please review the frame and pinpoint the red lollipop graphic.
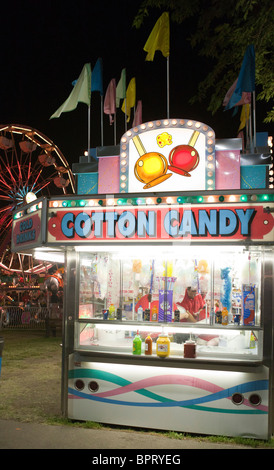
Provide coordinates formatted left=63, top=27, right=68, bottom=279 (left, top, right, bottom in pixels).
left=168, top=130, right=200, bottom=177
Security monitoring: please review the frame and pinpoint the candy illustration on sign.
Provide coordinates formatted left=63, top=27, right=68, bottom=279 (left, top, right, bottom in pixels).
left=120, top=119, right=215, bottom=193
left=157, top=132, right=172, bottom=148
left=168, top=130, right=200, bottom=177
left=133, top=135, right=172, bottom=189
left=133, top=129, right=201, bottom=189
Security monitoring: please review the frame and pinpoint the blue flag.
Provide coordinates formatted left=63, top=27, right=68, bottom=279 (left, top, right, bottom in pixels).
left=225, top=45, right=255, bottom=110
left=91, top=58, right=103, bottom=95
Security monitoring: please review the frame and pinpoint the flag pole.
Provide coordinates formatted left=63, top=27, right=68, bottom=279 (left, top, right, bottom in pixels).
left=101, top=95, right=104, bottom=146
left=114, top=113, right=117, bottom=145
left=245, top=106, right=248, bottom=153
left=252, top=91, right=257, bottom=151
left=167, top=56, right=170, bottom=119
left=88, top=105, right=91, bottom=158
left=125, top=97, right=127, bottom=132
left=249, top=107, right=254, bottom=153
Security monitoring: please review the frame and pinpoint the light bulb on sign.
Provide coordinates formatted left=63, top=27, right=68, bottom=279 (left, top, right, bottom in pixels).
left=25, top=192, right=37, bottom=204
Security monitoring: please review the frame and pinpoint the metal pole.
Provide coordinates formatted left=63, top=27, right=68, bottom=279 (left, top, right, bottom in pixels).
left=125, top=97, right=127, bottom=132
left=167, top=56, right=170, bottom=119
left=100, top=95, right=104, bottom=146
left=114, top=113, right=117, bottom=146
left=249, top=108, right=254, bottom=153
left=61, top=250, right=77, bottom=417
left=88, top=105, right=91, bottom=158
left=245, top=106, right=249, bottom=153
left=253, top=91, right=257, bottom=151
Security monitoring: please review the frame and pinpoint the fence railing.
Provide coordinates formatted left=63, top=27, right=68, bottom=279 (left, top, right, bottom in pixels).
left=0, top=306, right=50, bottom=330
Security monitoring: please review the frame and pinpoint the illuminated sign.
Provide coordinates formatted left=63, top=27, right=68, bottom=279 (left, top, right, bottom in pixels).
left=119, top=119, right=215, bottom=193
left=12, top=212, right=42, bottom=249
left=47, top=203, right=274, bottom=243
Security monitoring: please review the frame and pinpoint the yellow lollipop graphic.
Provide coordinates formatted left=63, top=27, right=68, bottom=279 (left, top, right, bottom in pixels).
left=133, top=135, right=172, bottom=189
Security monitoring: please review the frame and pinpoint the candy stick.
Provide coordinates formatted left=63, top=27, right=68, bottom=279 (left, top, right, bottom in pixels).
left=188, top=130, right=200, bottom=147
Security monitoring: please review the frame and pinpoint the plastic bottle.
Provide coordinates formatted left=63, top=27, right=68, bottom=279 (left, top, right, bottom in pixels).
left=145, top=334, right=153, bottom=355
left=108, top=304, right=115, bottom=320
left=133, top=331, right=142, bottom=355
left=222, top=307, right=228, bottom=325
left=137, top=306, right=143, bottom=321
left=174, top=309, right=180, bottom=322
left=151, top=305, right=158, bottom=321
left=209, top=308, right=215, bottom=325
left=250, top=331, right=256, bottom=349
left=144, top=308, right=150, bottom=321
left=116, top=308, right=122, bottom=320
left=156, top=333, right=170, bottom=358
left=215, top=310, right=222, bottom=324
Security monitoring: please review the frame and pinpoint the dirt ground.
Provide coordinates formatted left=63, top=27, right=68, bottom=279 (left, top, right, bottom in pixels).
left=0, top=330, right=63, bottom=423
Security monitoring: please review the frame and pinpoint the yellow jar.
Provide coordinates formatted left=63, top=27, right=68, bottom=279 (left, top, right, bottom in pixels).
left=156, top=334, right=170, bottom=358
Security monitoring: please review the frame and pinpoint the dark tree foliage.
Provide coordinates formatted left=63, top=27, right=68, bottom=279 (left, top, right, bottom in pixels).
left=133, top=0, right=274, bottom=123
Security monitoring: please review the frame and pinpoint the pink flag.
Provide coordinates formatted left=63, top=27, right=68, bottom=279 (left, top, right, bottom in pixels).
left=235, top=91, right=251, bottom=106
left=223, top=79, right=251, bottom=108
left=104, top=78, right=116, bottom=124
left=132, top=100, right=142, bottom=127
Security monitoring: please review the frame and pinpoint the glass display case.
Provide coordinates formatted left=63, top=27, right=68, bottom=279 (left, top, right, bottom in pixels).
left=75, top=244, right=266, bottom=363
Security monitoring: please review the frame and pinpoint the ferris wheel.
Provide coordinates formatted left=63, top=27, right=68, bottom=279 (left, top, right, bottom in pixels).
left=0, top=124, right=75, bottom=277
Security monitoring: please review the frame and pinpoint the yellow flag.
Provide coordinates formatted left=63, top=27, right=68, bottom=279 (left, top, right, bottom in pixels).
left=238, top=104, right=250, bottom=131
left=143, top=12, right=170, bottom=61
left=121, top=78, right=136, bottom=122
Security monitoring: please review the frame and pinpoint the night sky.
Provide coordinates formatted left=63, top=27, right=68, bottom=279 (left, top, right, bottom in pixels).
left=0, top=0, right=272, bottom=169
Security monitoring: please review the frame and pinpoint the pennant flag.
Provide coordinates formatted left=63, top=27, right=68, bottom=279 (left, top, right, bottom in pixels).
left=122, top=78, right=136, bottom=122
left=50, top=63, right=91, bottom=119
left=116, top=68, right=126, bottom=107
left=132, top=100, right=142, bottom=127
left=223, top=79, right=251, bottom=108
left=224, top=45, right=255, bottom=110
left=72, top=58, right=103, bottom=94
left=143, top=12, right=170, bottom=61
left=104, top=78, right=116, bottom=124
left=238, top=103, right=250, bottom=131
left=91, top=57, right=103, bottom=95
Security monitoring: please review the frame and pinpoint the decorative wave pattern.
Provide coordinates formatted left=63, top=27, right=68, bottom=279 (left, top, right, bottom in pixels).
left=68, top=369, right=268, bottom=414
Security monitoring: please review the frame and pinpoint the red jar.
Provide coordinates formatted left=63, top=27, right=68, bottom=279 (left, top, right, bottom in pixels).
left=184, top=340, right=196, bottom=358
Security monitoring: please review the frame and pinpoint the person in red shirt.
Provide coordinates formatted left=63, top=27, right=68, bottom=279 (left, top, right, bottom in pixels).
left=177, top=287, right=206, bottom=322
left=177, top=286, right=218, bottom=344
